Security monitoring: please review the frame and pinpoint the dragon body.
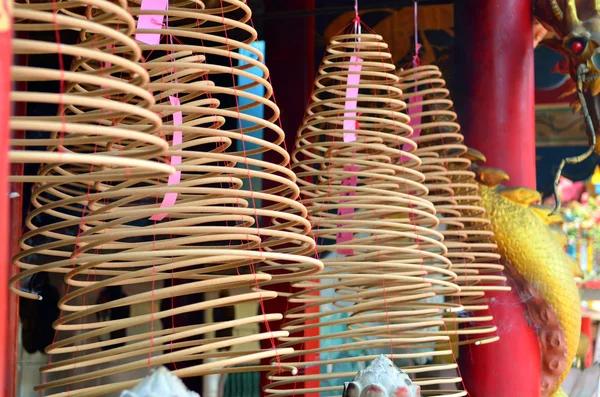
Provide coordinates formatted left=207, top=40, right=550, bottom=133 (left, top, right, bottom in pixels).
left=533, top=1, right=600, bottom=210
left=535, top=0, right=600, bottom=135
left=476, top=167, right=581, bottom=397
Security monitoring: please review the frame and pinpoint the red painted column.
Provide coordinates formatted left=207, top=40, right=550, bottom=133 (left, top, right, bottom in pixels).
left=458, top=282, right=541, bottom=397
left=454, top=1, right=540, bottom=396
left=263, top=0, right=315, bottom=152
left=455, top=0, right=537, bottom=190
left=0, top=0, right=12, bottom=393
left=581, top=317, right=593, bottom=368
left=9, top=48, right=27, bottom=397
left=260, top=1, right=317, bottom=396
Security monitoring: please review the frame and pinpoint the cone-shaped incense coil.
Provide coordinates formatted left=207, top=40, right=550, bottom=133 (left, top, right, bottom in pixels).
left=12, top=1, right=322, bottom=396
left=126, top=0, right=314, bottom=280
left=10, top=0, right=174, bottom=180
left=266, top=31, right=464, bottom=397
left=398, top=65, right=509, bottom=347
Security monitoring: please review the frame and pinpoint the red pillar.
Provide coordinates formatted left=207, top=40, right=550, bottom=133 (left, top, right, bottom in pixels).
left=458, top=283, right=541, bottom=397
left=454, top=1, right=541, bottom=396
left=260, top=1, right=317, bottom=396
left=0, top=0, right=12, bottom=394
left=9, top=29, right=29, bottom=397
left=455, top=0, right=537, bottom=190
left=263, top=0, right=315, bottom=152
left=581, top=317, right=593, bottom=368
left=7, top=168, right=21, bottom=397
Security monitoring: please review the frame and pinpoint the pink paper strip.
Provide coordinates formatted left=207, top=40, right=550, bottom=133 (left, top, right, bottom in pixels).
left=103, top=44, right=115, bottom=70
left=337, top=56, right=363, bottom=254
left=150, top=96, right=183, bottom=221
left=343, top=56, right=363, bottom=143
left=399, top=93, right=424, bottom=164
left=408, top=95, right=424, bottom=137
left=135, top=0, right=168, bottom=45
left=336, top=165, right=360, bottom=255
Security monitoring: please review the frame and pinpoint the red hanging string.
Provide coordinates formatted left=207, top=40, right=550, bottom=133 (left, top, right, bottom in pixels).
left=413, top=1, right=421, bottom=68
left=354, top=0, right=361, bottom=35
left=217, top=0, right=282, bottom=372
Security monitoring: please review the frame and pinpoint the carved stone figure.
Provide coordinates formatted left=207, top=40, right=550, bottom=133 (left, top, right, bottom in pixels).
left=120, top=367, right=200, bottom=397
left=342, top=355, right=421, bottom=397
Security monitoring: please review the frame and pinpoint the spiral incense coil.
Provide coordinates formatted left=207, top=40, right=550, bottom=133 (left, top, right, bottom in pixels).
left=10, top=0, right=175, bottom=182
left=398, top=65, right=509, bottom=347
left=266, top=31, right=465, bottom=397
left=126, top=0, right=317, bottom=280
left=12, top=1, right=323, bottom=396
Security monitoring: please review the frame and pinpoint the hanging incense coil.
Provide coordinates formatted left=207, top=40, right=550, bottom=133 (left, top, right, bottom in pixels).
left=12, top=1, right=322, bottom=396
left=397, top=65, right=509, bottom=347
left=125, top=0, right=318, bottom=280
left=10, top=0, right=174, bottom=181
left=266, top=31, right=465, bottom=397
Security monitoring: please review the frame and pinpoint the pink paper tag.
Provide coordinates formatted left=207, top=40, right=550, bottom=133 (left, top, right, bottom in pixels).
left=135, top=0, right=168, bottom=45
left=103, top=44, right=115, bottom=70
left=150, top=96, right=183, bottom=221
left=336, top=164, right=360, bottom=255
left=343, top=56, right=363, bottom=143
left=400, top=94, right=424, bottom=163
left=408, top=95, right=424, bottom=137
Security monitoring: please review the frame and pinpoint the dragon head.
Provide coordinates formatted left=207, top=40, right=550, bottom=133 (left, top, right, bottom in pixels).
left=535, top=0, right=600, bottom=150
left=342, top=355, right=421, bottom=397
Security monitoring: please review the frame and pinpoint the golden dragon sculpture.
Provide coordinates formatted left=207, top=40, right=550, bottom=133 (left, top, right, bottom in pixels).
left=469, top=150, right=581, bottom=397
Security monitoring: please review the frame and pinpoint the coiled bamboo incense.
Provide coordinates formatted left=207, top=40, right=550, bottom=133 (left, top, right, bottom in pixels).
left=398, top=64, right=508, bottom=348
left=266, top=31, right=465, bottom=397
left=11, top=1, right=322, bottom=396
